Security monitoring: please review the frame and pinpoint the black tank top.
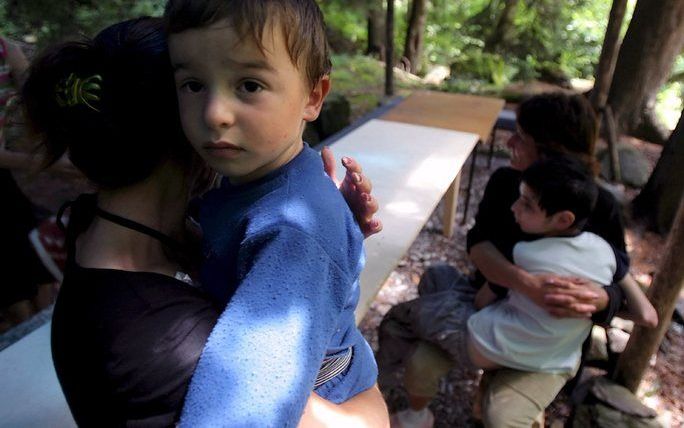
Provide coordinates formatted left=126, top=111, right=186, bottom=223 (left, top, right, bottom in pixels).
left=51, top=194, right=219, bottom=427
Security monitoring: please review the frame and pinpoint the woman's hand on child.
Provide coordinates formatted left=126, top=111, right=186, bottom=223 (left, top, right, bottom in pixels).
left=541, top=276, right=607, bottom=318
left=321, top=146, right=382, bottom=238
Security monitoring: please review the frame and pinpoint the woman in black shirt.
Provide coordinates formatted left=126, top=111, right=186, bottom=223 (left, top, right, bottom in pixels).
left=379, top=93, right=629, bottom=427
left=23, top=17, right=384, bottom=427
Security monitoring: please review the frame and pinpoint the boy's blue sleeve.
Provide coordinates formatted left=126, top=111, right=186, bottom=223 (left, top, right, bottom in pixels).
left=179, top=225, right=349, bottom=427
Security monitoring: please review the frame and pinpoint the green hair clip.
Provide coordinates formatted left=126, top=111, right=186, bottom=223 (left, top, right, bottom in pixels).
left=55, top=73, right=103, bottom=113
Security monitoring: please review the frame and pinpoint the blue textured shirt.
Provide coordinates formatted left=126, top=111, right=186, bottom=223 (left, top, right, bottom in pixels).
left=180, top=145, right=377, bottom=427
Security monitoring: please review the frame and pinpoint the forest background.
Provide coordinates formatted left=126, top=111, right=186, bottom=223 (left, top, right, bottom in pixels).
left=1, top=0, right=681, bottom=129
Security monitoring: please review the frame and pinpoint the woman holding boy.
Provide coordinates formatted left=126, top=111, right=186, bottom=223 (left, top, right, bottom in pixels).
left=378, top=93, right=649, bottom=427
left=23, top=12, right=386, bottom=428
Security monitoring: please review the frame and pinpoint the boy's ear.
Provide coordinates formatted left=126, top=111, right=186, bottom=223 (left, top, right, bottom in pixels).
left=303, top=75, right=331, bottom=122
left=552, top=210, right=576, bottom=230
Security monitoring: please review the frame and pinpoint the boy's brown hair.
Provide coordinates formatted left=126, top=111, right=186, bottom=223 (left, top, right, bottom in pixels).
left=164, top=0, right=332, bottom=89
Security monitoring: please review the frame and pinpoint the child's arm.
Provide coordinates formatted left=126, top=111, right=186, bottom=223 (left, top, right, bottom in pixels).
left=474, top=283, right=498, bottom=310
left=616, top=274, right=658, bottom=328
left=180, top=227, right=355, bottom=427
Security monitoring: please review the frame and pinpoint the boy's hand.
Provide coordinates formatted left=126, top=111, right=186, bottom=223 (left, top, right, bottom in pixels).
left=321, top=146, right=382, bottom=238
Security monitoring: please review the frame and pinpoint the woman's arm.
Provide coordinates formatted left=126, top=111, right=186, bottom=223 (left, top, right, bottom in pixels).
left=469, top=241, right=604, bottom=317
left=298, top=385, right=389, bottom=428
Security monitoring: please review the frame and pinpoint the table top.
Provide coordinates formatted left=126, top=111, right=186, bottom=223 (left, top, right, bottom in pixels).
left=381, top=90, right=505, bottom=142
left=328, top=119, right=479, bottom=322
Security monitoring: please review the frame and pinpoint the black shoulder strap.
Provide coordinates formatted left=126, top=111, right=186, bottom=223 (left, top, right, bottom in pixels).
left=94, top=207, right=186, bottom=253
left=57, top=193, right=186, bottom=257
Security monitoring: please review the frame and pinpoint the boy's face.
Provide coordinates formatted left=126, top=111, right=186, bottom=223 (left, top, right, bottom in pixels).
left=511, top=183, right=570, bottom=235
left=169, top=20, right=328, bottom=184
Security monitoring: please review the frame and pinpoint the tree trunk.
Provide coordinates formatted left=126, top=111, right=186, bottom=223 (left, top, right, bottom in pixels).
left=604, top=105, right=622, bottom=183
left=484, top=0, right=520, bottom=53
left=606, top=0, right=684, bottom=144
left=367, top=1, right=385, bottom=60
left=385, top=0, right=395, bottom=97
left=633, top=110, right=684, bottom=233
left=613, top=196, right=684, bottom=392
left=402, top=0, right=428, bottom=75
left=590, top=0, right=628, bottom=112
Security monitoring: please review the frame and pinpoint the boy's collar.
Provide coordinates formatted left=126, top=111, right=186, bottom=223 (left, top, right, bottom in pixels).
left=219, top=143, right=311, bottom=191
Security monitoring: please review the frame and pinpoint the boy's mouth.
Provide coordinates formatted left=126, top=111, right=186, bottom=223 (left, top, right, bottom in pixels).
left=204, top=141, right=245, bottom=159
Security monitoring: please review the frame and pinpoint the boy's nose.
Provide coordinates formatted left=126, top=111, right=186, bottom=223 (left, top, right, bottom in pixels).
left=204, top=93, right=236, bottom=131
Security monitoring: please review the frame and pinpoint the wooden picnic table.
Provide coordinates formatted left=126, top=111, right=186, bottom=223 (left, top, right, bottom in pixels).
left=382, top=90, right=505, bottom=141
left=382, top=90, right=505, bottom=230
left=328, top=119, right=479, bottom=322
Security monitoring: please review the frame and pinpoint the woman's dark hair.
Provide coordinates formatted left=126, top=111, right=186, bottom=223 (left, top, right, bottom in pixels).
left=22, top=17, right=189, bottom=189
left=521, top=155, right=599, bottom=229
left=517, top=93, right=598, bottom=172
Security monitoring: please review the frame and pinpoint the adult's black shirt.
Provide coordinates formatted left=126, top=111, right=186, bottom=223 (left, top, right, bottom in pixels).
left=465, top=167, right=627, bottom=323
left=51, top=196, right=220, bottom=427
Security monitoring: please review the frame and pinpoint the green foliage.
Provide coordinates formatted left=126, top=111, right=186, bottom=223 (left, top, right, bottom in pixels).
left=2, top=0, right=165, bottom=47
left=330, top=54, right=423, bottom=119
left=321, top=0, right=624, bottom=82
left=449, top=51, right=517, bottom=88
left=318, top=1, right=368, bottom=47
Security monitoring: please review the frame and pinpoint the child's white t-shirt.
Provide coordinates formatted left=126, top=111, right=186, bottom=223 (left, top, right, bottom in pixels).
left=467, top=232, right=623, bottom=374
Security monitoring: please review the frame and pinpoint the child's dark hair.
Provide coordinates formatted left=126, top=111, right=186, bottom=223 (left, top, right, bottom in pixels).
left=164, top=0, right=332, bottom=89
left=22, top=17, right=189, bottom=189
left=517, top=93, right=598, bottom=173
left=521, top=156, right=599, bottom=229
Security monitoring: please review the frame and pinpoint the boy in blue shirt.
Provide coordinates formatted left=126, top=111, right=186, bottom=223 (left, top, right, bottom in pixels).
left=165, top=0, right=378, bottom=426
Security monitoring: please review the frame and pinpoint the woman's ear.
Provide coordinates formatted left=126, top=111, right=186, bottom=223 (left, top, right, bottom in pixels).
left=303, top=75, right=331, bottom=122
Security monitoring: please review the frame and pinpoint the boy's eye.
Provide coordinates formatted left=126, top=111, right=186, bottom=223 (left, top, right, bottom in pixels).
left=180, top=81, right=204, bottom=93
left=238, top=80, right=264, bottom=94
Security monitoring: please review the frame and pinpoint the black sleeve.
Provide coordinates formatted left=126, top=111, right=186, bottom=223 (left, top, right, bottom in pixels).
left=591, top=282, right=625, bottom=325
left=611, top=245, right=629, bottom=284
left=587, top=187, right=629, bottom=265
left=466, top=167, right=522, bottom=260
left=586, top=187, right=630, bottom=324
left=467, top=168, right=523, bottom=297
